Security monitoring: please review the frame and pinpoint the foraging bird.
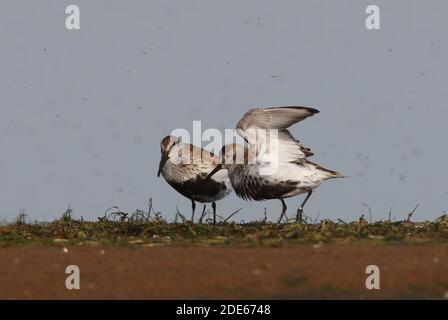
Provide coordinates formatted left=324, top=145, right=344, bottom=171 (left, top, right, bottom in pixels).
left=157, top=135, right=231, bottom=223
left=206, top=106, right=344, bottom=223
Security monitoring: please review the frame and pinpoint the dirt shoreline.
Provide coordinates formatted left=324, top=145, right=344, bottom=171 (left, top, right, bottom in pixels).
left=0, top=244, right=447, bottom=299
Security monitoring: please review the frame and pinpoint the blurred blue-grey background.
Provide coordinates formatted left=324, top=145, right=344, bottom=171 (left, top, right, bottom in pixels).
left=0, top=0, right=446, bottom=222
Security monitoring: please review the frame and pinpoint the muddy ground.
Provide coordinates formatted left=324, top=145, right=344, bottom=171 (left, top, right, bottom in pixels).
left=0, top=244, right=447, bottom=299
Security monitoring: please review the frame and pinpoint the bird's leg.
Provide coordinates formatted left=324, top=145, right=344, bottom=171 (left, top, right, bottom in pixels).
left=199, top=204, right=207, bottom=224
left=296, top=190, right=313, bottom=223
left=277, top=199, right=287, bottom=224
left=212, top=201, right=217, bottom=224
left=191, top=200, right=196, bottom=223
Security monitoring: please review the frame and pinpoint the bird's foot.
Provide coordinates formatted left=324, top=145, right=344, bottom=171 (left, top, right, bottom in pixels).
left=277, top=213, right=289, bottom=224
left=276, top=215, right=284, bottom=224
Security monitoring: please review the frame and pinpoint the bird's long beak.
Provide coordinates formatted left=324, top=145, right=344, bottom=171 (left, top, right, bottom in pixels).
left=206, top=164, right=223, bottom=180
left=157, top=152, right=169, bottom=177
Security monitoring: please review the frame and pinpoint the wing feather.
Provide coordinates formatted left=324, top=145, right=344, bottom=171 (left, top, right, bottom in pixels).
left=236, top=106, right=319, bottom=162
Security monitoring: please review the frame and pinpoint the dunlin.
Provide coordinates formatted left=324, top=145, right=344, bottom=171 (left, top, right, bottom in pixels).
left=157, top=135, right=231, bottom=223
left=207, top=106, right=344, bottom=223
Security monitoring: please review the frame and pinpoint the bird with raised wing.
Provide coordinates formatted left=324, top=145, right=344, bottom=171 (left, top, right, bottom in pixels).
left=158, top=135, right=231, bottom=223
left=206, top=106, right=344, bottom=223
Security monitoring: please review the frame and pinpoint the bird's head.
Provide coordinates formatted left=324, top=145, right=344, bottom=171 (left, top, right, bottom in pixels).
left=157, top=135, right=182, bottom=177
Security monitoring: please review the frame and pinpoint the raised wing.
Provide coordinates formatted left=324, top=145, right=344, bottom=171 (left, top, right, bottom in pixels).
left=236, top=106, right=319, bottom=163
left=237, top=106, right=318, bottom=131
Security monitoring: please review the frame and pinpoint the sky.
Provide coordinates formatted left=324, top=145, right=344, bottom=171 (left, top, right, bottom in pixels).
left=0, top=0, right=447, bottom=222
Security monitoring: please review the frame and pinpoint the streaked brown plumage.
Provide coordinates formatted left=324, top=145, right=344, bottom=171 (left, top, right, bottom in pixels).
left=157, top=135, right=231, bottom=223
